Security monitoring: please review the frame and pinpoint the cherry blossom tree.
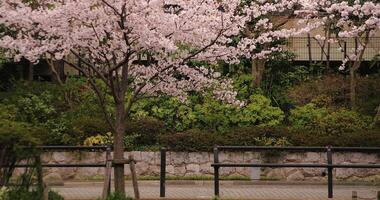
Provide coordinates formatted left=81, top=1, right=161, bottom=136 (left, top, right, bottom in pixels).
left=0, top=0, right=318, bottom=193
left=299, top=0, right=380, bottom=108
left=0, top=0, right=243, bottom=192
left=236, top=0, right=320, bottom=87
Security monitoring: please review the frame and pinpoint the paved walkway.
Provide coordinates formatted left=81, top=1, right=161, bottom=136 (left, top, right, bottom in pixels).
left=51, top=181, right=380, bottom=200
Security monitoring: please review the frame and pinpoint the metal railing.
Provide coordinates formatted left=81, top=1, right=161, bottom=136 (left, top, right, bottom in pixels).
left=5, top=146, right=380, bottom=199
left=286, top=37, right=380, bottom=61
left=1, top=145, right=140, bottom=199
left=211, top=146, right=380, bottom=199
left=9, top=146, right=111, bottom=168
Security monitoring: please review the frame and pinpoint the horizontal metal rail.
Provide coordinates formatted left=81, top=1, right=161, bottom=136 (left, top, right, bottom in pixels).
left=212, top=146, right=380, bottom=199
left=216, top=146, right=380, bottom=152
left=10, top=163, right=106, bottom=168
left=32, top=145, right=109, bottom=151
left=212, top=163, right=380, bottom=168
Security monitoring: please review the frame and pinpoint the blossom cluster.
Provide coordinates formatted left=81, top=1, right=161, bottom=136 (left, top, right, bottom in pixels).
left=0, top=0, right=379, bottom=104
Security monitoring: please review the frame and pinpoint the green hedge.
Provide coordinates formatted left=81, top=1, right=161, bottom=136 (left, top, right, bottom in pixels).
left=159, top=126, right=380, bottom=151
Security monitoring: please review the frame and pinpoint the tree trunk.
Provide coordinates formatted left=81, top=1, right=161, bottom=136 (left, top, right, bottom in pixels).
left=375, top=105, right=380, bottom=124
left=349, top=67, right=356, bottom=109
left=374, top=105, right=380, bottom=125
left=28, top=61, right=33, bottom=81
left=251, top=59, right=266, bottom=88
left=113, top=101, right=126, bottom=194
left=307, top=33, right=312, bottom=66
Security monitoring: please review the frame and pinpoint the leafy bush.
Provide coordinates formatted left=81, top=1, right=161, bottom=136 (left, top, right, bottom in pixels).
left=0, top=104, right=16, bottom=120
left=15, top=92, right=56, bottom=124
left=69, top=116, right=111, bottom=142
left=289, top=103, right=372, bottom=136
left=287, top=75, right=349, bottom=107
left=1, top=188, right=64, bottom=200
left=83, top=132, right=113, bottom=146
left=48, top=190, right=65, bottom=200
left=0, top=120, right=44, bottom=147
left=159, top=129, right=221, bottom=151
left=356, top=76, right=380, bottom=115
left=192, top=97, right=236, bottom=132
left=287, top=74, right=380, bottom=116
left=132, top=94, right=284, bottom=132
left=159, top=126, right=292, bottom=151
left=0, top=119, right=44, bottom=189
left=126, top=118, right=165, bottom=146
left=287, top=128, right=380, bottom=147
left=234, top=94, right=284, bottom=127
left=0, top=187, right=9, bottom=200
left=288, top=103, right=329, bottom=130
left=132, top=97, right=196, bottom=131
left=261, top=52, right=321, bottom=109
left=222, top=126, right=291, bottom=146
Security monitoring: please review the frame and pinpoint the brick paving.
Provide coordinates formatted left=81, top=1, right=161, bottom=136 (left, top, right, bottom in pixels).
left=51, top=181, right=380, bottom=200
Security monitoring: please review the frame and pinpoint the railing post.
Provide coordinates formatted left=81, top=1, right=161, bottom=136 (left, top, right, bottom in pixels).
left=129, top=155, right=140, bottom=200
left=327, top=146, right=333, bottom=198
left=102, top=145, right=112, bottom=200
left=213, top=146, right=220, bottom=197
left=160, top=147, right=166, bottom=198
left=35, top=154, right=46, bottom=200
left=352, top=191, right=357, bottom=200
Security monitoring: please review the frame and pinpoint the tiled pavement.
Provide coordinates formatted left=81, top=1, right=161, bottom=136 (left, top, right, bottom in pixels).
left=51, top=181, right=380, bottom=200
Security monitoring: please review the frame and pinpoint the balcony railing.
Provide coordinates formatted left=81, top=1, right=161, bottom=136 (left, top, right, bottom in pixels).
left=285, top=37, right=380, bottom=61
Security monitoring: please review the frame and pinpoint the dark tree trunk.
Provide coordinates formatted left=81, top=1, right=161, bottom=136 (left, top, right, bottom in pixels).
left=251, top=59, right=266, bottom=88
left=307, top=33, right=312, bottom=66
left=349, top=66, right=357, bottom=109
left=28, top=61, right=33, bottom=81
left=375, top=105, right=380, bottom=123
left=114, top=100, right=126, bottom=194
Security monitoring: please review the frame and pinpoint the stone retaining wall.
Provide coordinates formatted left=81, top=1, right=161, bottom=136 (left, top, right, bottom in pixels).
left=18, top=151, right=380, bottom=182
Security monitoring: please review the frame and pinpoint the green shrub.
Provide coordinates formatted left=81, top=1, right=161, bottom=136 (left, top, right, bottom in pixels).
left=321, top=109, right=371, bottom=136
left=193, top=97, right=236, bottom=132
left=0, top=120, right=43, bottom=146
left=68, top=116, right=111, bottom=144
left=126, top=118, right=165, bottom=146
left=159, top=126, right=292, bottom=151
left=289, top=103, right=372, bottom=136
left=287, top=128, right=380, bottom=147
left=221, top=126, right=291, bottom=146
left=0, top=187, right=9, bottom=200
left=5, top=189, right=41, bottom=200
left=1, top=188, right=64, bottom=200
left=356, top=76, right=380, bottom=115
left=234, top=94, right=284, bottom=127
left=132, top=97, right=196, bottom=132
left=0, top=104, right=16, bottom=120
left=15, top=92, right=56, bottom=124
left=287, top=75, right=380, bottom=116
left=0, top=119, right=44, bottom=188
left=48, top=190, right=64, bottom=200
left=159, top=129, right=221, bottom=151
left=132, top=94, right=284, bottom=133
left=288, top=103, right=329, bottom=130
left=287, top=75, right=349, bottom=107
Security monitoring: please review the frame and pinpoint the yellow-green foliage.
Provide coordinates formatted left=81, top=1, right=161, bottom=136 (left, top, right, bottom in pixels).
left=0, top=187, right=9, bottom=200
left=83, top=132, right=113, bottom=146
